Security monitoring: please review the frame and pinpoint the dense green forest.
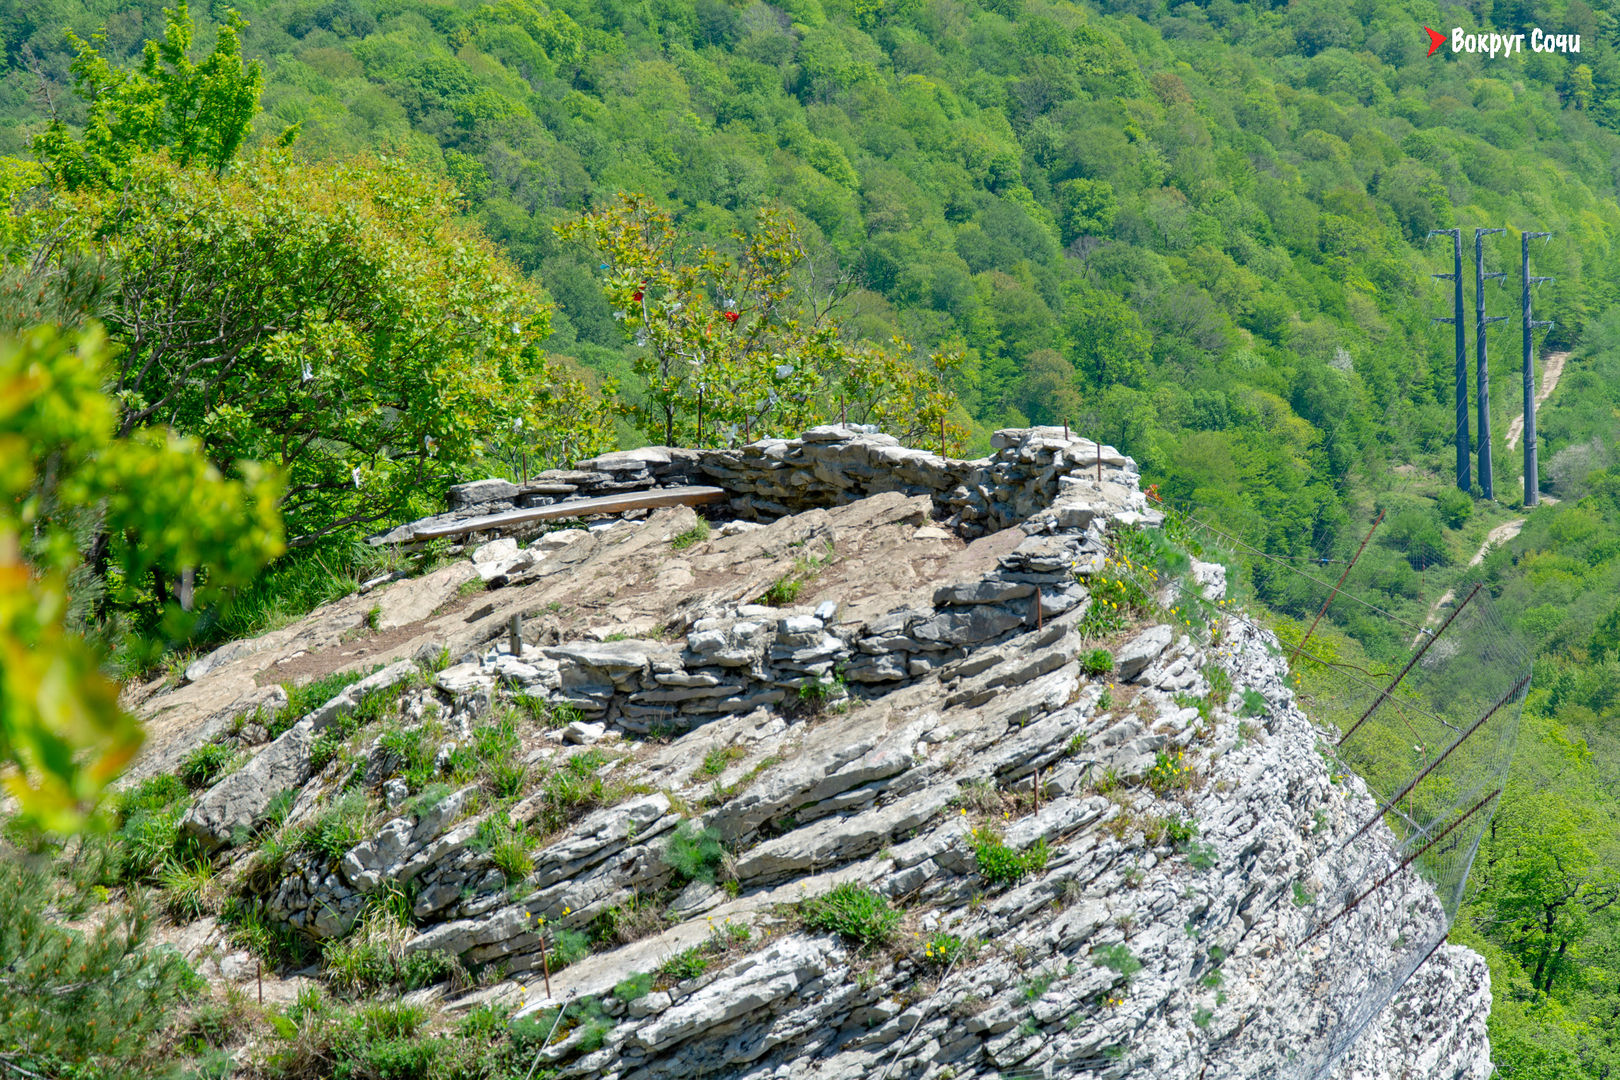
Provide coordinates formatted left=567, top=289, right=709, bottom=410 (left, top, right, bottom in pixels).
left=9, top=0, right=1620, bottom=554
left=9, top=0, right=1620, bottom=1073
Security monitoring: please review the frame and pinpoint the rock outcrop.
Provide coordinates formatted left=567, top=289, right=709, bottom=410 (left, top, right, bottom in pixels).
left=369, top=424, right=1143, bottom=547
left=133, top=427, right=1493, bottom=1080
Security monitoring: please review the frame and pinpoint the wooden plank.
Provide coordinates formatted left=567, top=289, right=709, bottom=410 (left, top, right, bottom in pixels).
left=407, top=486, right=730, bottom=541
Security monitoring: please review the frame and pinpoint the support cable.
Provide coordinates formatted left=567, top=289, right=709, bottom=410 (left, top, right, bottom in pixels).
left=1341, top=673, right=1530, bottom=852
left=1337, top=583, right=1483, bottom=747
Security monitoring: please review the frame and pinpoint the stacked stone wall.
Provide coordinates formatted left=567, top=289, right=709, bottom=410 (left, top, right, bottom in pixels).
left=371, top=425, right=1142, bottom=546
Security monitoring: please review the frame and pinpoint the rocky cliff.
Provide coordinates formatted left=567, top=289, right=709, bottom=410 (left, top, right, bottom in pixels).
left=131, top=427, right=1493, bottom=1080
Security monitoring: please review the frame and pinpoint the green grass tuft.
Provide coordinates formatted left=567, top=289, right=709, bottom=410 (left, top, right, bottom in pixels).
left=799, top=883, right=901, bottom=952
left=177, top=742, right=239, bottom=790
left=698, top=744, right=746, bottom=778
left=671, top=518, right=712, bottom=549
left=664, top=821, right=726, bottom=885
left=970, top=829, right=1050, bottom=887
left=300, top=792, right=371, bottom=860
left=1080, top=648, right=1115, bottom=676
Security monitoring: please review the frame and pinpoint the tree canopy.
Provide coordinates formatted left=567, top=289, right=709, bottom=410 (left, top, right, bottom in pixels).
left=22, top=149, right=615, bottom=545
left=558, top=192, right=963, bottom=449
left=31, top=2, right=275, bottom=189
left=8, top=0, right=1611, bottom=555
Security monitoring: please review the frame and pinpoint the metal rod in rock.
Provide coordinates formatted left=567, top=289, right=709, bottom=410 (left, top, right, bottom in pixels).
left=540, top=932, right=552, bottom=999
left=508, top=614, right=523, bottom=656
left=522, top=989, right=577, bottom=1080
left=876, top=919, right=982, bottom=1080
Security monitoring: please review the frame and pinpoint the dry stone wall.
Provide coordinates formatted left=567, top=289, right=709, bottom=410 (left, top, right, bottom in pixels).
left=370, top=424, right=1144, bottom=545
left=430, top=503, right=1117, bottom=734
left=391, top=428, right=1155, bottom=735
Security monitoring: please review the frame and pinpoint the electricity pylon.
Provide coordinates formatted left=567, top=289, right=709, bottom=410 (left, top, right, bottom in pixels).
left=1474, top=228, right=1507, bottom=500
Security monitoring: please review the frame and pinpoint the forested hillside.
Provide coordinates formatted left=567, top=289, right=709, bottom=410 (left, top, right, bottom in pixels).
left=8, top=0, right=1620, bottom=1074
left=8, top=0, right=1620, bottom=548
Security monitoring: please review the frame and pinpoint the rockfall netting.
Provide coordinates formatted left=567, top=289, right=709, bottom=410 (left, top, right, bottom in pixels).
left=1145, top=499, right=1528, bottom=1080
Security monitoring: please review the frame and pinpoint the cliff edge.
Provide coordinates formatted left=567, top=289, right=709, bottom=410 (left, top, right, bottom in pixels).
left=131, top=427, right=1493, bottom=1079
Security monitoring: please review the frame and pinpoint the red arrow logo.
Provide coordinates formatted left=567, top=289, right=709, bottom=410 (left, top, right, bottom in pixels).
left=1424, top=26, right=1446, bottom=56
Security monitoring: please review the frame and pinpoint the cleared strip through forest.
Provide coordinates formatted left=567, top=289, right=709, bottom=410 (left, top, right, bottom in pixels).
left=1505, top=350, right=1570, bottom=450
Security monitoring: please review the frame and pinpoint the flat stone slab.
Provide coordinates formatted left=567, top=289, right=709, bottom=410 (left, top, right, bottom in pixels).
left=180, top=660, right=418, bottom=850
left=399, top=487, right=729, bottom=542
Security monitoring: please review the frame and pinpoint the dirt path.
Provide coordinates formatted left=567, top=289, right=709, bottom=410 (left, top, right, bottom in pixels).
left=1410, top=518, right=1526, bottom=646
left=1504, top=350, right=1569, bottom=450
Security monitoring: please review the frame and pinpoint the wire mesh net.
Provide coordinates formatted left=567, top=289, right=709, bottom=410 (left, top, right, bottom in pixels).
left=1148, top=498, right=1528, bottom=1079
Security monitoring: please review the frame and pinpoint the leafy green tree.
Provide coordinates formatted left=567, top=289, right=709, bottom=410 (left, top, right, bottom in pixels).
left=1476, top=747, right=1620, bottom=995
left=21, top=151, right=612, bottom=545
left=1435, top=487, right=1472, bottom=529
left=2, top=325, right=280, bottom=827
left=1013, top=348, right=1083, bottom=426
left=1055, top=178, right=1117, bottom=246
left=1063, top=286, right=1150, bottom=390
left=1564, top=64, right=1598, bottom=111
left=1382, top=507, right=1448, bottom=570
left=31, top=3, right=284, bottom=191
left=559, top=192, right=962, bottom=449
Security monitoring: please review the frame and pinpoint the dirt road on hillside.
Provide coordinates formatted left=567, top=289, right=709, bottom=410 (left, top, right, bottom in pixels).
left=1410, top=518, right=1526, bottom=646
left=1505, top=350, right=1570, bottom=450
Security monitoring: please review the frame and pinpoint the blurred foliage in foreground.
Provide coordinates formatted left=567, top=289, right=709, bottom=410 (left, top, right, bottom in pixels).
left=1, top=325, right=280, bottom=827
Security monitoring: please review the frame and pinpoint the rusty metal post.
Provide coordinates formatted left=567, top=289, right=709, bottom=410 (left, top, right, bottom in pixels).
left=1309, top=785, right=1500, bottom=943
left=1290, top=509, right=1385, bottom=668
left=1342, top=673, right=1529, bottom=851
left=1339, top=583, right=1483, bottom=746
